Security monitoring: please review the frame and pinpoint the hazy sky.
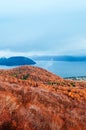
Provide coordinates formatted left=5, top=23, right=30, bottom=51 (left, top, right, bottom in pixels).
left=0, top=0, right=86, bottom=57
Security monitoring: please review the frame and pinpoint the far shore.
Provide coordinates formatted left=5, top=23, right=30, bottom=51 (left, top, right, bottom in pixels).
left=65, top=76, right=86, bottom=82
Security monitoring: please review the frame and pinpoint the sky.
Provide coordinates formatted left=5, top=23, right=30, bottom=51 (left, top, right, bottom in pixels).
left=0, top=0, right=86, bottom=57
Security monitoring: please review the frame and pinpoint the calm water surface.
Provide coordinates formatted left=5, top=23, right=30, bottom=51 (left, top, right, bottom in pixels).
left=35, top=61, right=86, bottom=78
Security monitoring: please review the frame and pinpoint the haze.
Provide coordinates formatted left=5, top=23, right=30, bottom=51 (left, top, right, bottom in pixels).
left=0, top=0, right=86, bottom=57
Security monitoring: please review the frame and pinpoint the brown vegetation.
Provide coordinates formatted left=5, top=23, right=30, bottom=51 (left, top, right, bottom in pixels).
left=0, top=66, right=86, bottom=130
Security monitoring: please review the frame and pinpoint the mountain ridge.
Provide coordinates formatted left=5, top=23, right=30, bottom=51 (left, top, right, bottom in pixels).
left=33, top=55, right=86, bottom=62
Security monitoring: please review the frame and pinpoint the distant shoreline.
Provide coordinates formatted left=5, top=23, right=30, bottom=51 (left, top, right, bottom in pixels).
left=64, top=76, right=86, bottom=81
left=33, top=55, right=86, bottom=62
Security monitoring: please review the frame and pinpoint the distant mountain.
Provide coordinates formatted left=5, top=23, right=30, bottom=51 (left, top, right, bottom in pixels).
left=33, top=55, right=86, bottom=62
left=0, top=56, right=36, bottom=66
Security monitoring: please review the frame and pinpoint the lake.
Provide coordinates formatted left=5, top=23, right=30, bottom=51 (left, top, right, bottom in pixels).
left=35, top=61, right=86, bottom=78
left=0, top=61, right=86, bottom=78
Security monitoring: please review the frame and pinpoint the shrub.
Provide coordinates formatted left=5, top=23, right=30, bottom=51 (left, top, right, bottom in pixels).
left=22, top=74, right=29, bottom=80
left=70, top=82, right=76, bottom=87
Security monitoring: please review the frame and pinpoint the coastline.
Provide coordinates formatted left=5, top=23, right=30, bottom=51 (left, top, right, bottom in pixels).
left=64, top=76, right=86, bottom=82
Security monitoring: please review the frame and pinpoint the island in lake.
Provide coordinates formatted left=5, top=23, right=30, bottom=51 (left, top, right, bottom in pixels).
left=0, top=56, right=36, bottom=66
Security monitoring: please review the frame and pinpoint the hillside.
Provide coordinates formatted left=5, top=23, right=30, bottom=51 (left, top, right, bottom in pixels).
left=0, top=56, right=36, bottom=66
left=0, top=66, right=86, bottom=130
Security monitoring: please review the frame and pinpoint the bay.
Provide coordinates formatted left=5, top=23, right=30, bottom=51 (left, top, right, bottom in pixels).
left=0, top=61, right=86, bottom=78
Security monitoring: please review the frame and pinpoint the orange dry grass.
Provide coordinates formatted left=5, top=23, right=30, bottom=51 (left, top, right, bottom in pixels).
left=0, top=66, right=85, bottom=130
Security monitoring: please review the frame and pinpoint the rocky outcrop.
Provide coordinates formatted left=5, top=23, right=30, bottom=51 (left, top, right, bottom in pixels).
left=0, top=66, right=86, bottom=130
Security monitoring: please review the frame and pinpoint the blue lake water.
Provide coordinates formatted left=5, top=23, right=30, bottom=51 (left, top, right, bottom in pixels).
left=0, top=61, right=86, bottom=78
left=35, top=61, right=86, bottom=78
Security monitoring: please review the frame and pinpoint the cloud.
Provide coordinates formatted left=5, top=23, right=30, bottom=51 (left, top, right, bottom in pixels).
left=0, top=0, right=86, bottom=16
left=0, top=37, right=86, bottom=58
left=0, top=50, right=60, bottom=58
left=57, top=37, right=86, bottom=55
left=0, top=0, right=86, bottom=56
